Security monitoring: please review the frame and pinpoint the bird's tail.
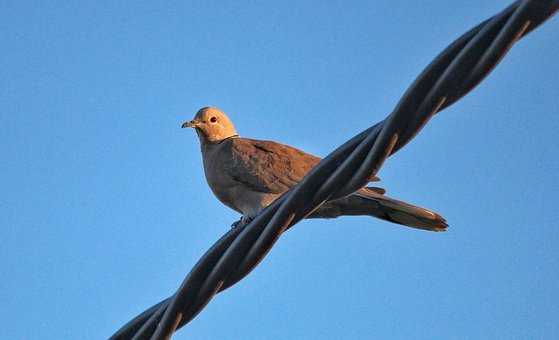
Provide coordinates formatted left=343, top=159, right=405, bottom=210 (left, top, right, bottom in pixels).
left=309, top=187, right=447, bottom=232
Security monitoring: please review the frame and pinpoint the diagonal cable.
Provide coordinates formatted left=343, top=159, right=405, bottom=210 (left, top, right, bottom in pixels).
left=109, top=1, right=558, bottom=339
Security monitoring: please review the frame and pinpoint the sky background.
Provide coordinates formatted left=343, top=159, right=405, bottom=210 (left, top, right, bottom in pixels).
left=1, top=1, right=558, bottom=339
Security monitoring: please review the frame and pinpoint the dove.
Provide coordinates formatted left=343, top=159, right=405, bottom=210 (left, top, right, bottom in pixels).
left=182, top=107, right=447, bottom=232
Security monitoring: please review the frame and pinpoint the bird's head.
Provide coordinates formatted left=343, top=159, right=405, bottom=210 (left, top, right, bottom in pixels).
left=182, top=107, right=239, bottom=143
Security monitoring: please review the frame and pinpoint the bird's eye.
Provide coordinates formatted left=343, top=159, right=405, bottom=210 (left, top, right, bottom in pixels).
left=210, top=116, right=218, bottom=123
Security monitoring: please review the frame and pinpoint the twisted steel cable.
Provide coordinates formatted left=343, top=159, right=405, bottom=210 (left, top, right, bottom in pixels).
left=111, top=1, right=558, bottom=339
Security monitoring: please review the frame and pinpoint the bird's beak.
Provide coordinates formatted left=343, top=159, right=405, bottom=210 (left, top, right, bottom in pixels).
left=181, top=119, right=200, bottom=129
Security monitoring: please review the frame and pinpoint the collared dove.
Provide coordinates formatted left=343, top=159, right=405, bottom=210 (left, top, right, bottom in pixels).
left=182, top=107, right=447, bottom=232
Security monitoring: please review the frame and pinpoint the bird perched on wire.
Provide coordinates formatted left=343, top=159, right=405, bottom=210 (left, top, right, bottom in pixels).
left=182, top=107, right=447, bottom=232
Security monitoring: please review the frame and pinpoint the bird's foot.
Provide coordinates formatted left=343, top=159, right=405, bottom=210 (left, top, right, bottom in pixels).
left=231, top=219, right=243, bottom=229
left=231, top=216, right=253, bottom=229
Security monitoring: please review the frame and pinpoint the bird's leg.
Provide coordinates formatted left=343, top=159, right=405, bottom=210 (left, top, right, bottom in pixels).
left=231, top=215, right=253, bottom=229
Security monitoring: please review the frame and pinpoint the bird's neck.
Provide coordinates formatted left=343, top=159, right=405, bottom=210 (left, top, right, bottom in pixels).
left=199, top=138, right=216, bottom=155
left=199, top=134, right=239, bottom=155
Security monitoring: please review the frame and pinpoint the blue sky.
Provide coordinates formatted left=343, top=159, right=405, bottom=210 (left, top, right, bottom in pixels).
left=1, top=1, right=558, bottom=339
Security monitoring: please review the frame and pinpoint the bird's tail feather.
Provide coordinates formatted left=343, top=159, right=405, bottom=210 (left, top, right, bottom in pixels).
left=309, top=187, right=447, bottom=232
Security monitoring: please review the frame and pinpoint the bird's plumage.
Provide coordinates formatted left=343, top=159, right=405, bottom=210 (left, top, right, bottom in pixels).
left=228, top=138, right=380, bottom=194
left=229, top=138, right=319, bottom=194
left=184, top=107, right=447, bottom=231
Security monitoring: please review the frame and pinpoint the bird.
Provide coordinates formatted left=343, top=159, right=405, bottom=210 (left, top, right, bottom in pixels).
left=182, top=106, right=447, bottom=232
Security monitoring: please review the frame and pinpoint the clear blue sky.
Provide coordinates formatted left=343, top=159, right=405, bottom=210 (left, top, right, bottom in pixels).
left=1, top=1, right=558, bottom=339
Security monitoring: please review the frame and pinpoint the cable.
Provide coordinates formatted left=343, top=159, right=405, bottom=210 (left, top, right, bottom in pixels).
left=110, top=1, right=559, bottom=339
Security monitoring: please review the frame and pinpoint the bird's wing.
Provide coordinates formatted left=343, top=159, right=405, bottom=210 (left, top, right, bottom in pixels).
left=226, top=138, right=379, bottom=194
left=226, top=138, right=319, bottom=194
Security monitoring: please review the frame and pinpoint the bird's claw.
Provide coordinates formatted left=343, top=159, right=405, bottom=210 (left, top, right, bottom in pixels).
left=231, top=216, right=253, bottom=229
left=231, top=219, right=242, bottom=229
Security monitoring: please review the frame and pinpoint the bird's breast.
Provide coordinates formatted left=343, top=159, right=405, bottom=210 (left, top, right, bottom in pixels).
left=201, top=143, right=277, bottom=217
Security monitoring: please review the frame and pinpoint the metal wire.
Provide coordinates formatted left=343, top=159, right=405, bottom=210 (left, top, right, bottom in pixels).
left=110, top=1, right=558, bottom=339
